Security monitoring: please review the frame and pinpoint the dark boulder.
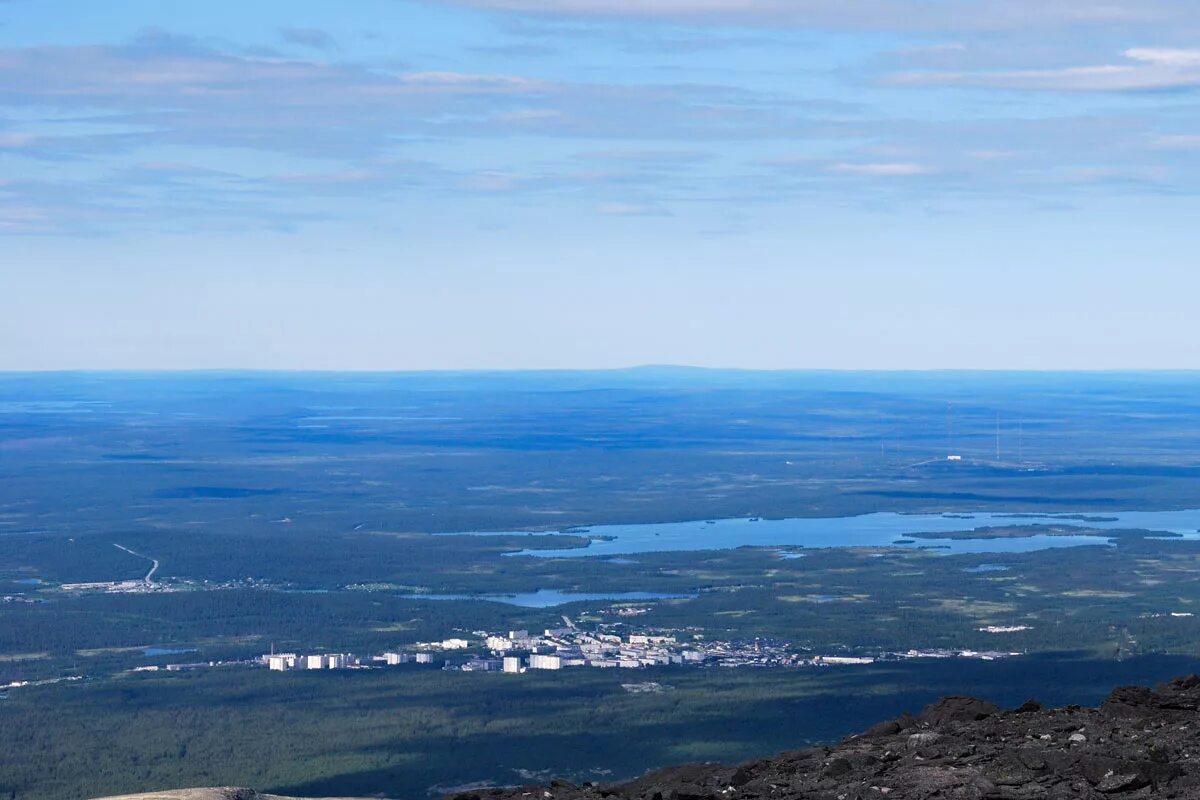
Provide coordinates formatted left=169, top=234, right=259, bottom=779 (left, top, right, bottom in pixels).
left=919, top=695, right=1001, bottom=727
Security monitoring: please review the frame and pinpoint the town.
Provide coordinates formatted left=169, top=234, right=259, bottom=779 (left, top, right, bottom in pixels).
left=258, top=617, right=1023, bottom=675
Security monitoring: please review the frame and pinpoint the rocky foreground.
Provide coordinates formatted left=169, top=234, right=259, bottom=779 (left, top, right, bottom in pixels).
left=454, top=676, right=1200, bottom=800
left=95, top=790, right=375, bottom=800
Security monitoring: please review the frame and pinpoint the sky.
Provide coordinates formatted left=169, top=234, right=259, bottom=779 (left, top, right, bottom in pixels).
left=3, top=0, right=1200, bottom=371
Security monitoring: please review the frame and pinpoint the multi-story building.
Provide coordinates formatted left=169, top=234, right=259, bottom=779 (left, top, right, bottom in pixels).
left=267, top=654, right=297, bottom=671
left=528, top=653, right=562, bottom=670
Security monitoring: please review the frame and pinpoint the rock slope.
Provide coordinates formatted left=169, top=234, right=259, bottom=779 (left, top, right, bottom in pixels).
left=452, top=675, right=1200, bottom=800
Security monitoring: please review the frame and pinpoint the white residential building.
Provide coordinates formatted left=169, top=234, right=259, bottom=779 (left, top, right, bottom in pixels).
left=267, top=654, right=297, bottom=671
left=503, top=656, right=523, bottom=673
left=528, top=654, right=562, bottom=670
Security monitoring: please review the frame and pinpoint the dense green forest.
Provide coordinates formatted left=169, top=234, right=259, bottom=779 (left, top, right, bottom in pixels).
left=5, top=533, right=1200, bottom=683
left=6, top=655, right=1200, bottom=800
left=7, top=372, right=1200, bottom=798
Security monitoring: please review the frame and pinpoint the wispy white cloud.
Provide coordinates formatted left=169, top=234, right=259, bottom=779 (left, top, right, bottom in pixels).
left=5, top=18, right=1200, bottom=239
left=829, top=162, right=935, bottom=176
left=0, top=204, right=51, bottom=234
left=1152, top=134, right=1200, bottom=149
left=1126, top=48, right=1200, bottom=68
left=574, top=148, right=713, bottom=165
left=889, top=47, right=1200, bottom=91
left=442, top=0, right=1189, bottom=31
left=0, top=132, right=36, bottom=148
left=0, top=38, right=812, bottom=158
left=595, top=201, right=670, bottom=216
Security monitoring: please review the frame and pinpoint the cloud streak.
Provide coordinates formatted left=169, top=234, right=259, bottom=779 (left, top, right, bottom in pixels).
left=889, top=47, right=1200, bottom=91
left=0, top=36, right=818, bottom=160
left=442, top=0, right=1195, bottom=31
left=830, top=162, right=935, bottom=176
left=5, top=15, right=1200, bottom=238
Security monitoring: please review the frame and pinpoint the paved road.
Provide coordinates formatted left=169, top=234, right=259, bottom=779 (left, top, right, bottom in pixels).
left=113, top=543, right=159, bottom=584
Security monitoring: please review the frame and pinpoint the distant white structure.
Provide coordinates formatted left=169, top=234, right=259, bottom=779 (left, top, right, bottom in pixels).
left=414, top=652, right=435, bottom=664
left=486, top=636, right=514, bottom=652
left=502, top=656, right=523, bottom=673
left=947, top=455, right=963, bottom=462
left=384, top=652, right=411, bottom=666
left=528, top=654, right=562, bottom=670
left=814, top=656, right=875, bottom=665
left=268, top=654, right=297, bottom=671
left=629, top=634, right=675, bottom=645
left=978, top=625, right=1032, bottom=634
left=262, top=652, right=356, bottom=672
left=442, top=638, right=470, bottom=650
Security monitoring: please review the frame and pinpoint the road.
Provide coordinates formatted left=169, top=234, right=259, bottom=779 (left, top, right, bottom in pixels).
left=113, top=543, right=159, bottom=585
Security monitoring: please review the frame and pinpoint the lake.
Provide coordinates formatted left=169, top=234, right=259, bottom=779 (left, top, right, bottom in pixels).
left=452, top=509, right=1200, bottom=558
left=398, top=589, right=693, bottom=607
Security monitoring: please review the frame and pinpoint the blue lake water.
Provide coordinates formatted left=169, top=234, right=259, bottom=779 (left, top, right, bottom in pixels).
left=451, top=510, right=1200, bottom=558
left=399, top=589, right=693, bottom=608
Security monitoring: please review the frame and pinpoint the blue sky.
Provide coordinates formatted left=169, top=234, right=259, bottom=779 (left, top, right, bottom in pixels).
left=3, top=0, right=1200, bottom=370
